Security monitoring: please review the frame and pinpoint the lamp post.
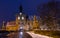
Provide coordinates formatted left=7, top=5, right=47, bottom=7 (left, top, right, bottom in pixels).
left=18, top=13, right=25, bottom=38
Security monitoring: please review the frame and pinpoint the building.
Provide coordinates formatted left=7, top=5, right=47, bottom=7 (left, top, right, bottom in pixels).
left=6, top=21, right=17, bottom=31
left=6, top=5, right=30, bottom=31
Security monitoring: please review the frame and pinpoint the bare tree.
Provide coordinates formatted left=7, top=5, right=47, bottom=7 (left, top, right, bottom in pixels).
left=37, top=1, right=58, bottom=30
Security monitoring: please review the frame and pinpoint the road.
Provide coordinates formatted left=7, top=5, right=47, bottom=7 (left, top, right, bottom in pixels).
left=0, top=31, right=53, bottom=38
left=19, top=31, right=32, bottom=38
left=27, top=32, right=53, bottom=38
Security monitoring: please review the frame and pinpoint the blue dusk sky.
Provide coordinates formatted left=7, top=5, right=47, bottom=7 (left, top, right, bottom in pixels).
left=0, top=0, right=60, bottom=26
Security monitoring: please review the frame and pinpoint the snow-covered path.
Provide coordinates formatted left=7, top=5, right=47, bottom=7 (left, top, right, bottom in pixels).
left=27, top=32, right=53, bottom=38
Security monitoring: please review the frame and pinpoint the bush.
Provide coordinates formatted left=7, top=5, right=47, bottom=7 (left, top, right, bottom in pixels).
left=34, top=30, right=60, bottom=37
left=51, top=31, right=60, bottom=36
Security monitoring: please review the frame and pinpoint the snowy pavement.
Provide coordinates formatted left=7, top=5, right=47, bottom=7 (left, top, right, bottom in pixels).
left=27, top=32, right=53, bottom=38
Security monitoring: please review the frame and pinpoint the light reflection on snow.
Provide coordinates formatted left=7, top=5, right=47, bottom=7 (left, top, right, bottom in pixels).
left=19, top=31, right=23, bottom=38
left=27, top=32, right=53, bottom=38
left=20, top=32, right=23, bottom=35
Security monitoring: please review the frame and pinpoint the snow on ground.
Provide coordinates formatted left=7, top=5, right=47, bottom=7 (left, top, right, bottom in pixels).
left=27, top=32, right=53, bottom=38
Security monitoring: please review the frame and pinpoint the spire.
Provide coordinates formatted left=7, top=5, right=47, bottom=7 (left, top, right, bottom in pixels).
left=2, top=21, right=5, bottom=30
left=19, top=4, right=23, bottom=12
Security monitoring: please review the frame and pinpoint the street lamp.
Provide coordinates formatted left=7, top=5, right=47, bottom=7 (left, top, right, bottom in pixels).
left=18, top=13, right=24, bottom=20
left=18, top=16, right=20, bottom=20
left=18, top=13, right=25, bottom=29
left=18, top=13, right=25, bottom=38
left=22, top=16, right=24, bottom=20
left=20, top=12, right=22, bottom=15
left=18, top=13, right=24, bottom=21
